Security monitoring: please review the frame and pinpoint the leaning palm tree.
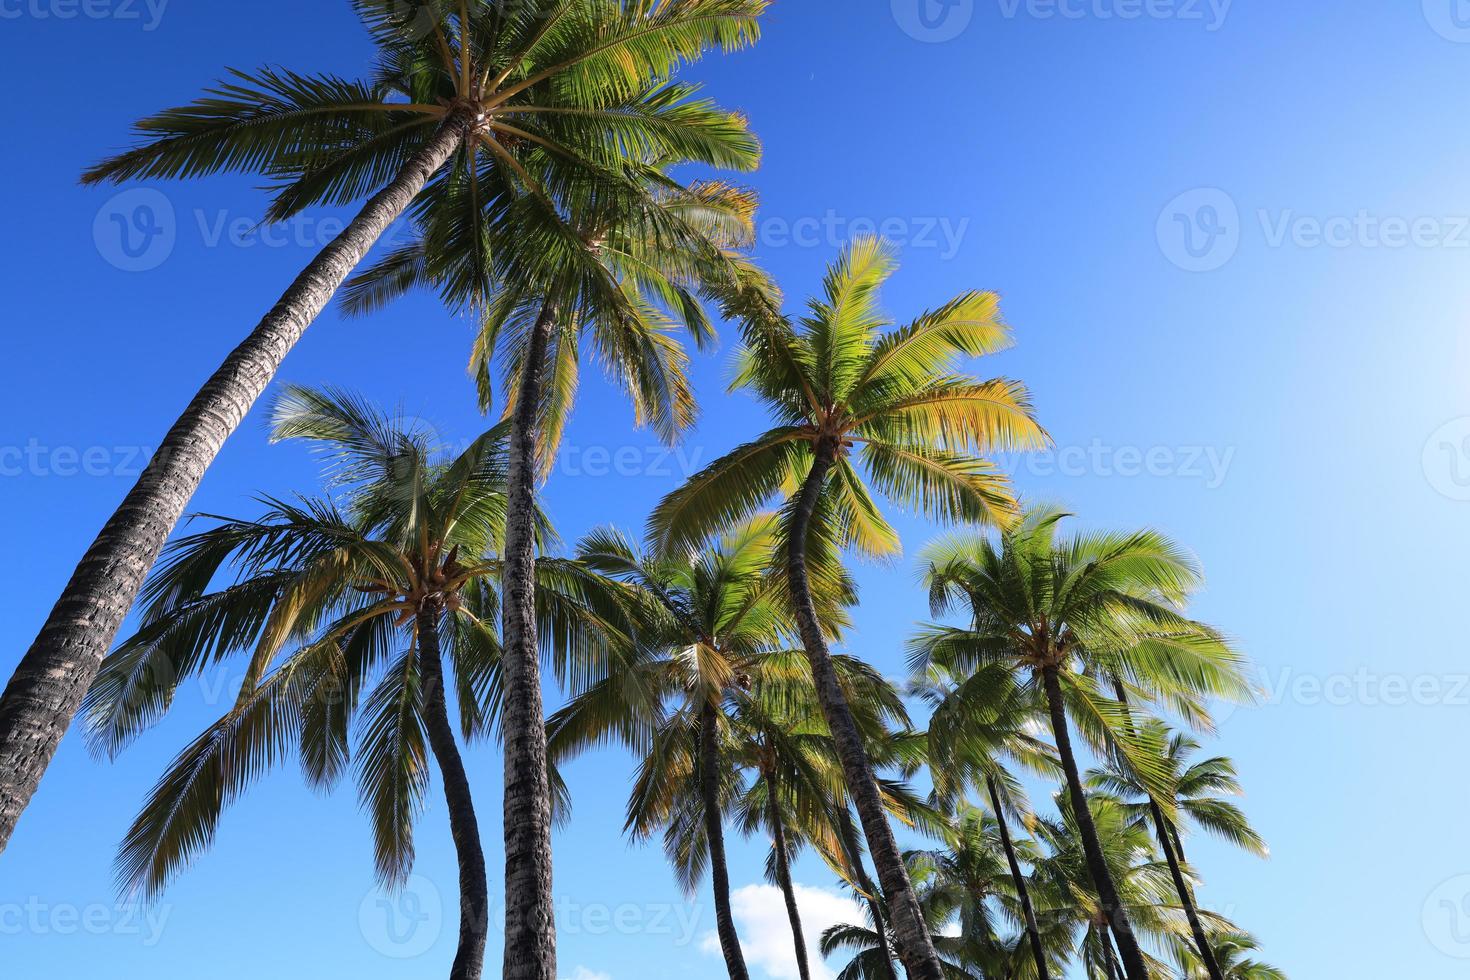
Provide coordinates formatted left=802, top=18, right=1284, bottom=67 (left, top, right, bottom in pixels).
left=650, top=237, right=1047, bottom=980
left=81, top=387, right=619, bottom=980
left=911, top=507, right=1251, bottom=980
left=0, top=0, right=766, bottom=876
left=1088, top=723, right=1267, bottom=980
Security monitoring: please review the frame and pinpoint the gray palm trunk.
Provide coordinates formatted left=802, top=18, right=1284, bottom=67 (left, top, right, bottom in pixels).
left=0, top=111, right=475, bottom=854
left=701, top=701, right=750, bottom=980
left=417, top=603, right=491, bottom=980
left=1038, top=666, right=1150, bottom=980
left=765, top=780, right=812, bottom=980
left=499, top=302, right=559, bottom=980
left=786, top=438, right=946, bottom=980
left=986, top=776, right=1051, bottom=980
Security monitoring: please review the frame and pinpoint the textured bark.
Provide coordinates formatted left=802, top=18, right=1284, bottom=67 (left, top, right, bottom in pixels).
left=1039, top=666, right=1150, bottom=980
left=766, top=781, right=811, bottom=980
left=1151, top=800, right=1224, bottom=980
left=0, top=112, right=473, bottom=855
left=786, top=438, right=945, bottom=980
left=500, top=302, right=558, bottom=980
left=986, top=776, right=1050, bottom=980
left=701, top=702, right=750, bottom=980
left=418, top=605, right=490, bottom=980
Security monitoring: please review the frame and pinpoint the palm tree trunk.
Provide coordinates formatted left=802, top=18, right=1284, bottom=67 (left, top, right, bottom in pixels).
left=417, top=604, right=490, bottom=980
left=701, top=701, right=750, bottom=980
left=766, top=781, right=812, bottom=980
left=0, top=111, right=475, bottom=854
left=500, top=300, right=559, bottom=980
left=1099, top=927, right=1123, bottom=980
left=986, top=776, right=1050, bottom=980
left=786, top=438, right=945, bottom=980
left=1150, top=800, right=1224, bottom=980
left=1038, top=666, right=1149, bottom=980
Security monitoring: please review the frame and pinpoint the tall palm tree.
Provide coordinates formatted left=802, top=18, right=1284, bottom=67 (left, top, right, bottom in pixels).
left=343, top=153, right=770, bottom=980
left=546, top=517, right=794, bottom=980
left=911, top=507, right=1250, bottom=980
left=0, top=0, right=766, bottom=874
left=82, top=387, right=617, bottom=980
left=1088, top=722, right=1268, bottom=980
left=650, top=237, right=1047, bottom=980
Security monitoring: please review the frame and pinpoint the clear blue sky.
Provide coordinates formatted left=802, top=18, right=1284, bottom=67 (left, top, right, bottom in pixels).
left=4, top=1, right=1470, bottom=978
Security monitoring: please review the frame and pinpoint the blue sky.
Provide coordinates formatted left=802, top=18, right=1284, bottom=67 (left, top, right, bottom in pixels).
left=4, top=1, right=1470, bottom=977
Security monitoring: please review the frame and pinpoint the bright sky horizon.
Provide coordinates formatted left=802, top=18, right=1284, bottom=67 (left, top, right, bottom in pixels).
left=5, top=2, right=1470, bottom=979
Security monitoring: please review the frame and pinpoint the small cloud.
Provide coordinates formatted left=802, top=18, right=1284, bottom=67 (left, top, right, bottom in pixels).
left=563, top=969, right=610, bottom=980
left=701, top=883, right=866, bottom=980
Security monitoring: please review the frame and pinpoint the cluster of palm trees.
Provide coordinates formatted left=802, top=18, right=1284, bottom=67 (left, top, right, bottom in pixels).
left=0, top=3, right=1281, bottom=980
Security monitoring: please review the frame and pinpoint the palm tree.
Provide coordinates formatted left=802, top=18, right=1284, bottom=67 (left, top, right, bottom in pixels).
left=546, top=518, right=794, bottom=980
left=82, top=387, right=619, bottom=979
left=1088, top=722, right=1267, bottom=980
left=1177, top=931, right=1286, bottom=980
left=1028, top=793, right=1182, bottom=980
left=649, top=237, right=1047, bottom=980
left=914, top=659, right=1058, bottom=980
left=342, top=149, right=770, bottom=980
left=911, top=507, right=1251, bottom=980
left=0, top=0, right=766, bottom=873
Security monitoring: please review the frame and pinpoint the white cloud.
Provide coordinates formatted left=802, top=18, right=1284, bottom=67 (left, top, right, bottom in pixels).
left=562, top=969, right=610, bottom=980
left=701, top=883, right=866, bottom=980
